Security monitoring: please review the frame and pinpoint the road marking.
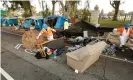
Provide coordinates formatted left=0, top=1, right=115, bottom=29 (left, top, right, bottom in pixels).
left=0, top=67, right=14, bottom=80
left=15, top=44, right=23, bottom=49
left=1, top=30, right=22, bottom=36
left=25, top=49, right=35, bottom=55
left=101, top=54, right=133, bottom=64
left=15, top=44, right=20, bottom=49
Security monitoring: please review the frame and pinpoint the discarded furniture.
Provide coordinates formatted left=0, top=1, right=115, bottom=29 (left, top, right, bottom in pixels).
left=22, top=29, right=65, bottom=57
left=66, top=41, right=107, bottom=73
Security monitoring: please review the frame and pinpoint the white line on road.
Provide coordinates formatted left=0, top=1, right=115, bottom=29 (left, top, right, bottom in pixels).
left=101, top=54, right=133, bottom=64
left=15, top=44, right=23, bottom=49
left=1, top=30, right=22, bottom=36
left=0, top=67, right=14, bottom=80
left=25, top=49, right=35, bottom=55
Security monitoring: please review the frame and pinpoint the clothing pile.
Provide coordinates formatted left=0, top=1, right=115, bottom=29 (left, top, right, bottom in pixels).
left=67, top=45, right=82, bottom=52
left=102, top=44, right=116, bottom=56
left=66, top=36, right=97, bottom=52
left=35, top=46, right=63, bottom=59
left=67, top=36, right=91, bottom=46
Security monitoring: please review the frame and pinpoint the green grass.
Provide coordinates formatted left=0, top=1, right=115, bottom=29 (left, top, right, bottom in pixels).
left=99, top=19, right=130, bottom=28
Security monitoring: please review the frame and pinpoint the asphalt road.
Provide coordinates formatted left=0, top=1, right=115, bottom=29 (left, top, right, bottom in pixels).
left=1, top=31, right=133, bottom=80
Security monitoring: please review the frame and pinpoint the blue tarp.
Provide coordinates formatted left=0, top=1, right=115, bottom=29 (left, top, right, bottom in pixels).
left=22, top=15, right=70, bottom=31
left=0, top=17, right=9, bottom=26
left=43, top=15, right=70, bottom=30
left=22, top=16, right=43, bottom=30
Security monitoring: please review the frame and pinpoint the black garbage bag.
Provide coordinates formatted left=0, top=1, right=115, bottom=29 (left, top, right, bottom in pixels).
left=35, top=49, right=49, bottom=59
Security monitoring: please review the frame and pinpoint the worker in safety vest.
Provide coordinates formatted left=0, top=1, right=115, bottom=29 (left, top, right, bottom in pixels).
left=64, top=19, right=69, bottom=30
left=36, top=23, right=56, bottom=41
left=114, top=24, right=133, bottom=47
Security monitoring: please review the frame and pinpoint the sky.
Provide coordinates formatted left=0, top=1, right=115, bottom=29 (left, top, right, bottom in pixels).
left=0, top=0, right=133, bottom=14
left=30, top=0, right=133, bottom=13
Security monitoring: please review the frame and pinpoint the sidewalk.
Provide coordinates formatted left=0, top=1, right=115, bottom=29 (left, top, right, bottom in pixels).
left=1, top=27, right=25, bottom=35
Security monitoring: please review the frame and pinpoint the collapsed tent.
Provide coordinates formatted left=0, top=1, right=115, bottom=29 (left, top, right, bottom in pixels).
left=64, top=21, right=114, bottom=37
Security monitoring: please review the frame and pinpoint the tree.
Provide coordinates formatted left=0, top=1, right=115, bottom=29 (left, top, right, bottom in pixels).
left=2, top=1, right=33, bottom=17
left=99, top=9, right=104, bottom=19
left=85, top=0, right=90, bottom=10
left=31, top=6, right=37, bottom=15
left=110, top=0, right=124, bottom=21
left=37, top=4, right=51, bottom=17
left=59, top=1, right=79, bottom=18
left=118, top=10, right=125, bottom=16
left=94, top=5, right=99, bottom=11
left=128, top=11, right=133, bottom=15
left=52, top=0, right=58, bottom=15
left=107, top=11, right=114, bottom=16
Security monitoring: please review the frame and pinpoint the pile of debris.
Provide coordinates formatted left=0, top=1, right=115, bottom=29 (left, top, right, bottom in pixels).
left=64, top=21, right=114, bottom=37
left=20, top=21, right=133, bottom=73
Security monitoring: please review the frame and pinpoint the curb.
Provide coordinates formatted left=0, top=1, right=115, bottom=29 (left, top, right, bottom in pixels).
left=1, top=27, right=25, bottom=35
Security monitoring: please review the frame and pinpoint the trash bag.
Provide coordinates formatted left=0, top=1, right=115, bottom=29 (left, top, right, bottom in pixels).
left=35, top=48, right=49, bottom=59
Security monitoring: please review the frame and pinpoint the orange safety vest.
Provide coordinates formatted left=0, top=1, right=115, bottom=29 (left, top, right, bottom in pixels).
left=41, top=27, right=53, bottom=37
left=117, top=27, right=133, bottom=37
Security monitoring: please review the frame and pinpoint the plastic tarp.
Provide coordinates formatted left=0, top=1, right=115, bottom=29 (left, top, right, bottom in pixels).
left=43, top=15, right=70, bottom=30
left=55, top=16, right=70, bottom=30
left=55, top=16, right=65, bottom=30
left=11, top=19, right=18, bottom=25
left=23, top=17, right=43, bottom=29
left=7, top=19, right=13, bottom=26
left=0, top=17, right=4, bottom=24
left=35, top=19, right=43, bottom=31
left=23, top=20, right=31, bottom=28
left=2, top=19, right=8, bottom=26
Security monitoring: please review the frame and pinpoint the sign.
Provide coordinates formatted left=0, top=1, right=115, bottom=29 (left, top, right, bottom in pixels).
left=90, top=10, right=100, bottom=24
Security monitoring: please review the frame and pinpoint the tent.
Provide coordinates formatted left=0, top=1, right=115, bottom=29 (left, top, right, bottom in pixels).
left=43, top=15, right=70, bottom=30
left=22, top=16, right=43, bottom=30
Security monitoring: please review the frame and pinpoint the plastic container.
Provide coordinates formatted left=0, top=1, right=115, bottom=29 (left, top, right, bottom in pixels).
left=83, top=31, right=88, bottom=38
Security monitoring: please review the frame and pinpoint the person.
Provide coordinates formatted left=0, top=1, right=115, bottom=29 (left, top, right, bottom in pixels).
left=115, top=24, right=133, bottom=47
left=23, top=20, right=29, bottom=29
left=30, top=19, right=35, bottom=29
left=70, top=16, right=75, bottom=24
left=64, top=19, right=69, bottom=30
left=36, top=23, right=56, bottom=41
